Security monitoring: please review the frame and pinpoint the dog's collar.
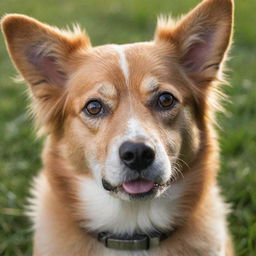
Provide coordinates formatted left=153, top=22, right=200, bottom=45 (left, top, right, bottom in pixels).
left=87, top=230, right=175, bottom=251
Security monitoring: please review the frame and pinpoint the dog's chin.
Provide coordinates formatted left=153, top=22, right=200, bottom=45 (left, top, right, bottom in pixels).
left=102, top=178, right=175, bottom=201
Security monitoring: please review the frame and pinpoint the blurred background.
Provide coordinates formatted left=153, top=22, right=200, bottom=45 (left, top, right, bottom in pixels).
left=0, top=0, right=255, bottom=255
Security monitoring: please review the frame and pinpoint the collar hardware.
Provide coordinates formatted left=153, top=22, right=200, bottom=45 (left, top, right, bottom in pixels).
left=97, top=231, right=167, bottom=251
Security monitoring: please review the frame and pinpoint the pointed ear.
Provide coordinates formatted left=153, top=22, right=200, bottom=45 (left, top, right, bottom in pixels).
left=1, top=14, right=91, bottom=90
left=155, top=0, right=234, bottom=83
left=1, top=14, right=91, bottom=133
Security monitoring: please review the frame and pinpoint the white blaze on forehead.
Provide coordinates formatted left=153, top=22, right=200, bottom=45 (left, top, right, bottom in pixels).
left=111, top=45, right=129, bottom=83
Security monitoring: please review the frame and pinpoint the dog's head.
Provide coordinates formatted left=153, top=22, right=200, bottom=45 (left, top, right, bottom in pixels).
left=1, top=0, right=233, bottom=202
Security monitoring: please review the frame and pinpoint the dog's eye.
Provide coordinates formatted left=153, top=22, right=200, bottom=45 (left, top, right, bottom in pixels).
left=84, top=100, right=103, bottom=116
left=157, top=92, right=176, bottom=109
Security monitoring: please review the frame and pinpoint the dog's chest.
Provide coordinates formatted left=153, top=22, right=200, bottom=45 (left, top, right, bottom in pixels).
left=97, top=246, right=225, bottom=256
left=99, top=250, right=154, bottom=256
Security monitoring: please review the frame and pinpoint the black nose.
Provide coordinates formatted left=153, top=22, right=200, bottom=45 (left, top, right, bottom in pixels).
left=119, top=141, right=155, bottom=171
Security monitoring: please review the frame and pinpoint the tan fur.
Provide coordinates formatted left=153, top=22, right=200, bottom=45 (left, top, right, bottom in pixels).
left=1, top=0, right=234, bottom=255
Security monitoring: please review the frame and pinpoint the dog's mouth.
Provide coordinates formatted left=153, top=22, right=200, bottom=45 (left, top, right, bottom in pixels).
left=102, top=177, right=175, bottom=200
left=122, top=179, right=155, bottom=194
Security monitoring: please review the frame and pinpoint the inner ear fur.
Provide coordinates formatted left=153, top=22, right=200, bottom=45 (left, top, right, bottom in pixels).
left=155, top=0, right=234, bottom=84
left=1, top=14, right=91, bottom=134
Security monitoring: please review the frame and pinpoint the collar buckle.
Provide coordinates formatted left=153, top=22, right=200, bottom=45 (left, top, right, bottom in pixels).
left=98, top=232, right=162, bottom=251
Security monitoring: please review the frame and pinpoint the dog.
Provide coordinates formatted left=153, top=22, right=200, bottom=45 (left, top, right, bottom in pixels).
left=1, top=0, right=234, bottom=255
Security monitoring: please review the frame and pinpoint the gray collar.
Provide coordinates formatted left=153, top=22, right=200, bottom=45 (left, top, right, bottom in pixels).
left=91, top=230, right=175, bottom=251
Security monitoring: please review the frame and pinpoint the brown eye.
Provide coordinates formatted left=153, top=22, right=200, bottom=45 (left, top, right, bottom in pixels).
left=157, top=93, right=175, bottom=109
left=84, top=100, right=103, bottom=116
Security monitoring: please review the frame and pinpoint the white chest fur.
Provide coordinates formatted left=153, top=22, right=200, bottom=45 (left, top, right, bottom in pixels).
left=78, top=178, right=184, bottom=235
left=29, top=175, right=228, bottom=256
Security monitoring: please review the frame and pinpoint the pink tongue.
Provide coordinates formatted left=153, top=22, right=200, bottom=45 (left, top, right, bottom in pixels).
left=122, top=179, right=154, bottom=194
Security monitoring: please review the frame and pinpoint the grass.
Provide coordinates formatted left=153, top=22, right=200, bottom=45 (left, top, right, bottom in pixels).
left=0, top=0, right=255, bottom=255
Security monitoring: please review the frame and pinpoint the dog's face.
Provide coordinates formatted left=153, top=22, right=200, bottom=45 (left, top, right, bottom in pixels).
left=64, top=43, right=193, bottom=201
left=1, top=0, right=233, bottom=202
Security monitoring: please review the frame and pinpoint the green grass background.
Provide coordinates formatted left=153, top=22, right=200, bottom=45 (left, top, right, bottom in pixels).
left=0, top=0, right=255, bottom=255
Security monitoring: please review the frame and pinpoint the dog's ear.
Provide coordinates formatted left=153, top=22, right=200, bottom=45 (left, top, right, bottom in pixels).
left=1, top=14, right=91, bottom=133
left=155, top=0, right=234, bottom=84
